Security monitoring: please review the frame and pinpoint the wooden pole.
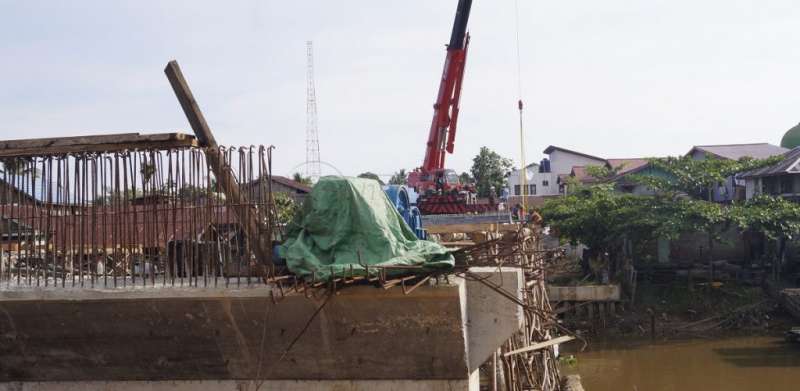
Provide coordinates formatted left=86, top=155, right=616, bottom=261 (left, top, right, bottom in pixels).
left=492, top=351, right=498, bottom=391
left=164, top=60, right=274, bottom=270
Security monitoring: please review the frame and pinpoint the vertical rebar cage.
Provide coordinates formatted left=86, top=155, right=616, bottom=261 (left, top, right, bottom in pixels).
left=0, top=145, right=276, bottom=289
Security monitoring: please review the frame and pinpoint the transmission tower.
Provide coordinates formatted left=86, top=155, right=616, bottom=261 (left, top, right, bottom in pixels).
left=305, top=40, right=321, bottom=181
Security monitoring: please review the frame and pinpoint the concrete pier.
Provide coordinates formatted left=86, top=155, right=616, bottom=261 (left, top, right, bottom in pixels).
left=0, top=268, right=523, bottom=390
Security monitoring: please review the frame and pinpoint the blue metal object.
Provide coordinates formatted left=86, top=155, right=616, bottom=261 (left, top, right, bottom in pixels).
left=384, top=185, right=427, bottom=240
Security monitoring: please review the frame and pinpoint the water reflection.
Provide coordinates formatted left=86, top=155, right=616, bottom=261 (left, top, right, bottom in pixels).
left=562, top=336, right=800, bottom=391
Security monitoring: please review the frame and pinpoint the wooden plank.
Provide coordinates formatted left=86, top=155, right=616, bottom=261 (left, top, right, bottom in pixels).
left=425, top=222, right=518, bottom=234
left=164, top=60, right=274, bottom=269
left=0, top=132, right=192, bottom=149
left=0, top=133, right=198, bottom=157
left=503, top=335, right=575, bottom=357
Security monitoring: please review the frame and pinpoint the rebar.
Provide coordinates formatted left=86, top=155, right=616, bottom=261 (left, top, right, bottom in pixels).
left=0, top=145, right=276, bottom=288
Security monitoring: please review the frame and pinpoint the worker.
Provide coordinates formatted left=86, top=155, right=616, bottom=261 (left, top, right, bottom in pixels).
left=527, top=208, right=543, bottom=226
left=511, top=203, right=523, bottom=221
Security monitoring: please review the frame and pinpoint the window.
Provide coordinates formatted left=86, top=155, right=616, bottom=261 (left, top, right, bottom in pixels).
left=542, top=180, right=549, bottom=187
left=781, top=175, right=794, bottom=194
left=763, top=177, right=780, bottom=195
left=529, top=184, right=537, bottom=195
left=514, top=185, right=521, bottom=195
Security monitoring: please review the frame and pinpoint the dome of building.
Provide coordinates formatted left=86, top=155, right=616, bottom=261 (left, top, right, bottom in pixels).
left=781, top=122, right=800, bottom=149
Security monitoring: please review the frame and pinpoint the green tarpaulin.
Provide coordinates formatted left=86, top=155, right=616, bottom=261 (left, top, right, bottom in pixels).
left=278, top=177, right=453, bottom=279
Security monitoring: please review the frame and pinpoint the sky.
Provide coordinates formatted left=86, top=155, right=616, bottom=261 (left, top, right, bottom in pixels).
left=1, top=0, right=799, bottom=180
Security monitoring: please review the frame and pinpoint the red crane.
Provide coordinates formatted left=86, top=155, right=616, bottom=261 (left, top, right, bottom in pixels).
left=408, top=0, right=472, bottom=194
left=408, top=0, right=495, bottom=215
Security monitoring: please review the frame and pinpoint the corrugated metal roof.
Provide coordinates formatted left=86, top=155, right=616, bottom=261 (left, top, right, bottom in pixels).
left=270, top=176, right=312, bottom=193
left=739, top=147, right=800, bottom=178
left=689, top=143, right=788, bottom=160
left=542, top=145, right=605, bottom=162
left=606, top=158, right=649, bottom=175
left=570, top=166, right=599, bottom=184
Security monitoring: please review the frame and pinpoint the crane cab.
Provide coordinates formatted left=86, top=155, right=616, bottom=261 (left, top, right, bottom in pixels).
left=408, top=168, right=461, bottom=195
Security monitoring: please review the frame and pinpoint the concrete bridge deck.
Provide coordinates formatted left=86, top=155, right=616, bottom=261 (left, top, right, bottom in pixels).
left=0, top=268, right=524, bottom=391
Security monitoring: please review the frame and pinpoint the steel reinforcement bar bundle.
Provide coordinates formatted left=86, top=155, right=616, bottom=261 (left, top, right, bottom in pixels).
left=0, top=145, right=276, bottom=289
left=452, top=228, right=573, bottom=391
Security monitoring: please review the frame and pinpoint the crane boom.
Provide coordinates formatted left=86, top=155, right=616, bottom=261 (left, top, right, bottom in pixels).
left=409, top=0, right=496, bottom=215
left=421, top=0, right=472, bottom=173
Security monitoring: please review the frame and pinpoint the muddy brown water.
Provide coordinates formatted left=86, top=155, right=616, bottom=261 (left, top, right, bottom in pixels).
left=562, top=336, right=800, bottom=391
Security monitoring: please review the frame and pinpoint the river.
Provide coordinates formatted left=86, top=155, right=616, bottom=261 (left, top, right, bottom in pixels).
left=562, top=336, right=800, bottom=391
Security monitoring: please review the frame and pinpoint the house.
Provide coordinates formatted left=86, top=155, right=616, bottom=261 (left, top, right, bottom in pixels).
left=0, top=216, right=43, bottom=252
left=607, top=159, right=671, bottom=195
left=565, top=158, right=669, bottom=195
left=244, top=175, right=312, bottom=204
left=740, top=147, right=800, bottom=200
left=507, top=146, right=606, bottom=200
left=507, top=162, right=558, bottom=197
left=686, top=143, right=788, bottom=202
left=542, top=146, right=607, bottom=175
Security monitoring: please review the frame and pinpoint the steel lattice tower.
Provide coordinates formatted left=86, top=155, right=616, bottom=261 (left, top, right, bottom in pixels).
left=305, top=41, right=321, bottom=181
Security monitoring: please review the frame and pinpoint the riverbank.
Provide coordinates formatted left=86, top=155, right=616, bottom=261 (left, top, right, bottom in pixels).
left=563, top=281, right=795, bottom=341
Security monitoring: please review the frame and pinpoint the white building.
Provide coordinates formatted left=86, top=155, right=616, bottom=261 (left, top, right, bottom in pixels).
left=507, top=162, right=560, bottom=196
left=507, top=146, right=606, bottom=197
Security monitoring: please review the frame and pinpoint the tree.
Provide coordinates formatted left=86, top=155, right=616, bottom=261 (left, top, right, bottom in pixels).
left=357, top=172, right=385, bottom=185
left=140, top=161, right=156, bottom=187
left=292, top=172, right=313, bottom=186
left=273, top=193, right=300, bottom=227
left=458, top=171, right=474, bottom=185
left=630, top=155, right=783, bottom=199
left=541, top=154, right=795, bottom=283
left=540, top=184, right=668, bottom=276
left=0, top=157, right=37, bottom=178
left=729, top=195, right=800, bottom=279
left=470, top=147, right=512, bottom=197
left=388, top=169, right=408, bottom=185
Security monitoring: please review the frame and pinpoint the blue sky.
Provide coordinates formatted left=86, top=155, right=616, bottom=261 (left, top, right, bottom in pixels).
left=2, top=0, right=799, bottom=180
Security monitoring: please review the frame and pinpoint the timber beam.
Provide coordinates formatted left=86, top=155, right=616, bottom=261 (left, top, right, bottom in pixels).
left=425, top=222, right=519, bottom=234
left=0, top=132, right=198, bottom=157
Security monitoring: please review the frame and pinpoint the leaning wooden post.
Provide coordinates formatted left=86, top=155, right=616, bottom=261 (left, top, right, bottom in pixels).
left=164, top=60, right=274, bottom=271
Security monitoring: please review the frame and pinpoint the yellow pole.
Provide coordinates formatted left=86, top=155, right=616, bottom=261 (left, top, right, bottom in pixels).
left=514, top=0, right=527, bottom=218
left=518, top=99, right=526, bottom=215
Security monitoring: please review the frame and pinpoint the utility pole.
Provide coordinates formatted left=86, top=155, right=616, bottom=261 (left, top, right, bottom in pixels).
left=306, top=41, right=322, bottom=181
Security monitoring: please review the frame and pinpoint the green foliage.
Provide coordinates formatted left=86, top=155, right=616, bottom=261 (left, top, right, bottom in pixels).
left=388, top=169, right=407, bottom=185
left=458, top=171, right=475, bottom=185
left=273, top=193, right=300, bottom=226
left=0, top=157, right=38, bottom=178
left=541, top=154, right=799, bottom=280
left=730, top=195, right=800, bottom=240
left=584, top=164, right=620, bottom=181
left=559, top=355, right=578, bottom=367
left=541, top=185, right=665, bottom=255
left=630, top=155, right=783, bottom=198
left=140, top=161, right=156, bottom=185
left=470, top=147, right=513, bottom=197
left=357, top=172, right=385, bottom=185
left=292, top=172, right=313, bottom=186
